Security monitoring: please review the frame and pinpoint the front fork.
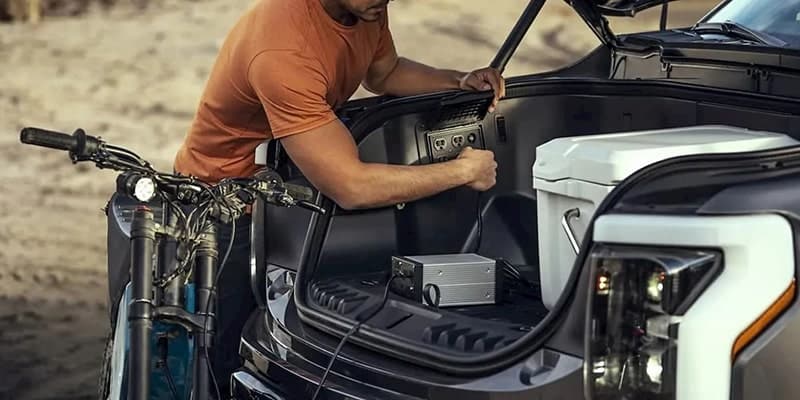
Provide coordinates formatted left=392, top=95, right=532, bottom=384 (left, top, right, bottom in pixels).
left=129, top=207, right=156, bottom=400
left=193, top=224, right=218, bottom=400
left=128, top=207, right=218, bottom=400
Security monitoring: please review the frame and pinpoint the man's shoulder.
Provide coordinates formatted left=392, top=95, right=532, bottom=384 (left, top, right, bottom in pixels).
left=245, top=0, right=315, bottom=53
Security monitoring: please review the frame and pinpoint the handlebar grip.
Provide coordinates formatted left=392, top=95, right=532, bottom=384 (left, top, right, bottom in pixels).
left=20, top=127, right=78, bottom=152
left=20, top=127, right=101, bottom=159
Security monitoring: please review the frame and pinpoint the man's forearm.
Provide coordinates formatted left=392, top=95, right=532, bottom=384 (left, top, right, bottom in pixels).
left=374, top=58, right=465, bottom=97
left=340, top=160, right=470, bottom=209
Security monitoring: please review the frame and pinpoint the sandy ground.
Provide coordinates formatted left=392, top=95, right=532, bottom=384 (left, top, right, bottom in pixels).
left=0, top=1, right=718, bottom=398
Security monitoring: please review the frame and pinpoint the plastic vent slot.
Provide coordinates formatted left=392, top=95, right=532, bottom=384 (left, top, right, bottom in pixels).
left=310, top=282, right=368, bottom=315
left=422, top=323, right=508, bottom=353
left=429, top=100, right=489, bottom=130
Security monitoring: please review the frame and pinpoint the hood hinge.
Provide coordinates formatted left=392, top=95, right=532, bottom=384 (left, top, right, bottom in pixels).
left=567, top=0, right=621, bottom=48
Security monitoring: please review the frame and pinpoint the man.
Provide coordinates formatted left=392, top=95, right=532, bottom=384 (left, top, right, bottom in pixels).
left=173, top=0, right=505, bottom=391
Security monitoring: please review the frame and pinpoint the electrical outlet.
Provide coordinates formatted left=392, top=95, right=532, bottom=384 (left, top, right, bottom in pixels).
left=425, top=126, right=483, bottom=163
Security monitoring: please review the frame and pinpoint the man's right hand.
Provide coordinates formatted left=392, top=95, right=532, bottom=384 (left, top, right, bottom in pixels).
left=456, top=147, right=497, bottom=191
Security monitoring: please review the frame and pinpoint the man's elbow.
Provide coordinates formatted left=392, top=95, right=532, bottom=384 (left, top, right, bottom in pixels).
left=325, top=180, right=372, bottom=211
left=329, top=191, right=370, bottom=211
left=364, top=58, right=401, bottom=96
left=362, top=79, right=388, bottom=97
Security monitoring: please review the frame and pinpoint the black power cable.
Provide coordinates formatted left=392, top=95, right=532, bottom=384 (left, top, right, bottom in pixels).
left=423, top=283, right=441, bottom=308
left=159, top=338, right=180, bottom=400
left=163, top=358, right=180, bottom=400
left=474, top=192, right=483, bottom=254
left=311, top=275, right=400, bottom=400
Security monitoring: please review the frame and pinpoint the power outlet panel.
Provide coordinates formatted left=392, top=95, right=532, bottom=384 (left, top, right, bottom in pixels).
left=425, top=125, right=483, bottom=163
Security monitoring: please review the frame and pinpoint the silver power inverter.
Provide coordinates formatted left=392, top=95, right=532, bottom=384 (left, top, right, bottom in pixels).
left=390, top=254, right=502, bottom=307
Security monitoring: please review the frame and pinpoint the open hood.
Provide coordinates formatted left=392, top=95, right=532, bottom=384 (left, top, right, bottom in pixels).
left=564, top=0, right=679, bottom=47
left=592, top=0, right=679, bottom=17
left=489, top=0, right=680, bottom=73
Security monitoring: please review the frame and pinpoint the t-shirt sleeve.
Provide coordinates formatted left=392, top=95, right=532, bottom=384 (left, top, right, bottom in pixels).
left=248, top=51, right=337, bottom=139
left=373, top=11, right=396, bottom=62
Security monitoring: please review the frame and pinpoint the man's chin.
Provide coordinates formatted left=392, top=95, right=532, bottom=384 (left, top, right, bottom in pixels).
left=358, top=8, right=384, bottom=21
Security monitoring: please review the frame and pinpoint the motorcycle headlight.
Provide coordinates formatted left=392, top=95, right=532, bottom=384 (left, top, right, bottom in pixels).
left=585, top=245, right=723, bottom=400
left=133, top=177, right=156, bottom=203
left=117, top=172, right=157, bottom=203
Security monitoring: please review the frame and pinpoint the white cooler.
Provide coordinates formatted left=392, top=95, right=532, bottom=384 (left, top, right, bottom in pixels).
left=533, top=125, right=799, bottom=309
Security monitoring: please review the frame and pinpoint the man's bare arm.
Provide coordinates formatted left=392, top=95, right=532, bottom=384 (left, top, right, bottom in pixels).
left=279, top=119, right=497, bottom=210
left=364, top=56, right=463, bottom=97
left=365, top=53, right=506, bottom=112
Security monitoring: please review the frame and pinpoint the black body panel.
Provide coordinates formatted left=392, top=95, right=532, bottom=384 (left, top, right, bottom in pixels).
left=260, top=177, right=320, bottom=273
left=731, top=304, right=800, bottom=400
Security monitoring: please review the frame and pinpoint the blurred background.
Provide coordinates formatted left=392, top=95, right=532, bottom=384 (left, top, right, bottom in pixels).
left=0, top=0, right=719, bottom=398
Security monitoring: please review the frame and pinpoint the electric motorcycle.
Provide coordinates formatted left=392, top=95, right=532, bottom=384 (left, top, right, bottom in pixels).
left=19, top=126, right=323, bottom=400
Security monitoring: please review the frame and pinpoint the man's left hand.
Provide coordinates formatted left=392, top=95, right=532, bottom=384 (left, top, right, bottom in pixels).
left=459, top=67, right=506, bottom=113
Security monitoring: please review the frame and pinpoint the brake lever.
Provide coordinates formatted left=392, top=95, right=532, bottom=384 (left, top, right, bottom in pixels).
left=284, top=182, right=315, bottom=202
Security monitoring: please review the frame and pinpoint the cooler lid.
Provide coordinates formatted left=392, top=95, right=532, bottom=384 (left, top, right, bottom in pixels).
left=533, top=125, right=799, bottom=185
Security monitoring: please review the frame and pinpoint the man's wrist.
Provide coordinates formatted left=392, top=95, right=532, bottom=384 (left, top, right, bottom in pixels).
left=450, top=157, right=474, bottom=186
left=447, top=69, right=467, bottom=90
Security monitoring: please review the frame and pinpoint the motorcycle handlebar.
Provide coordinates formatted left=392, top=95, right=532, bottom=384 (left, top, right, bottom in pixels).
left=20, top=127, right=101, bottom=159
left=21, top=126, right=324, bottom=213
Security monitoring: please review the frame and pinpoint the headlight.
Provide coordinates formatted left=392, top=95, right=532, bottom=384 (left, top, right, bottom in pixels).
left=133, top=177, right=156, bottom=202
left=117, top=172, right=157, bottom=203
left=585, top=245, right=722, bottom=400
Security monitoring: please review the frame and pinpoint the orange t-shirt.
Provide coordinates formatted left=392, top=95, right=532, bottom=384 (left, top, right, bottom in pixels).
left=173, top=0, right=395, bottom=183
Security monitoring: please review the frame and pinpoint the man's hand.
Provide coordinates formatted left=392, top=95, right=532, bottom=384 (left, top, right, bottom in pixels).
left=458, top=67, right=506, bottom=113
left=456, top=146, right=497, bottom=191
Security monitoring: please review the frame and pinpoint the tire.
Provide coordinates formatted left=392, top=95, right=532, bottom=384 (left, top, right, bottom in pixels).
left=97, top=327, right=114, bottom=400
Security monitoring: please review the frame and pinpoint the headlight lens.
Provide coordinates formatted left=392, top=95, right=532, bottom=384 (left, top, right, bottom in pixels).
left=117, top=172, right=157, bottom=203
left=133, top=177, right=156, bottom=202
left=585, top=245, right=722, bottom=400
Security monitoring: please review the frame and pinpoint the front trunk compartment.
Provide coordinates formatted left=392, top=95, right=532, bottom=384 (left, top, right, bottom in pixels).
left=273, top=77, right=800, bottom=375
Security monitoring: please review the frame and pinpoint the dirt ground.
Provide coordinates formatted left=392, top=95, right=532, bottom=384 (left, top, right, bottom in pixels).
left=0, top=1, right=718, bottom=398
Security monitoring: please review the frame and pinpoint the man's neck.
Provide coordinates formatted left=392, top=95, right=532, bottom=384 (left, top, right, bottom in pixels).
left=318, top=0, right=357, bottom=26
